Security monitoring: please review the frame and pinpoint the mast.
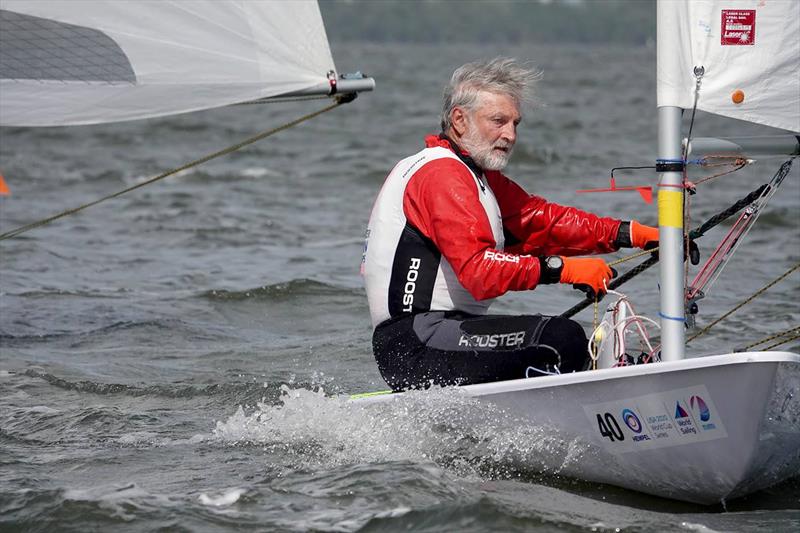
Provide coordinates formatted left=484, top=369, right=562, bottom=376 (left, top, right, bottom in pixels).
left=656, top=0, right=685, bottom=361
left=657, top=107, right=686, bottom=361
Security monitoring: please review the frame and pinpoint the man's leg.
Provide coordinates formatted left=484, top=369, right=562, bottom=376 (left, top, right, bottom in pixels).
left=373, top=312, right=590, bottom=391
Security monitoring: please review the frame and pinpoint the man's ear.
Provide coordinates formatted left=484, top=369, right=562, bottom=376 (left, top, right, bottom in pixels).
left=451, top=107, right=467, bottom=137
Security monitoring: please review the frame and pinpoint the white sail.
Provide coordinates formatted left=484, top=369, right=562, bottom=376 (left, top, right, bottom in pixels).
left=0, top=0, right=336, bottom=126
left=658, top=0, right=799, bottom=133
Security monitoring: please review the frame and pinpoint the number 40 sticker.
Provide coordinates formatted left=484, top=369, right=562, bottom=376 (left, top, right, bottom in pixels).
left=596, top=412, right=625, bottom=442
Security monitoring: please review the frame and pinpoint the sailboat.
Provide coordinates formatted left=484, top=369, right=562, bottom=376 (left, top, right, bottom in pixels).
left=0, top=1, right=373, bottom=126
left=354, top=0, right=800, bottom=505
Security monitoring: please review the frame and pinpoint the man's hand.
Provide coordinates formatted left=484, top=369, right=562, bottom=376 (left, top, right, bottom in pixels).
left=559, top=257, right=616, bottom=299
left=630, top=220, right=700, bottom=265
left=630, top=220, right=659, bottom=249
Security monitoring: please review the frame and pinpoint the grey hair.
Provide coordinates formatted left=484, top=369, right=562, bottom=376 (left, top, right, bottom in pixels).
left=440, top=57, right=541, bottom=132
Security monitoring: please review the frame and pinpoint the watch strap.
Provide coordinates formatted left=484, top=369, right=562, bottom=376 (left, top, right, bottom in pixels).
left=538, top=256, right=563, bottom=284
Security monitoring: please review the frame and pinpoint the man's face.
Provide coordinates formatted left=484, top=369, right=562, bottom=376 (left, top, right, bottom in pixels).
left=459, top=91, right=521, bottom=171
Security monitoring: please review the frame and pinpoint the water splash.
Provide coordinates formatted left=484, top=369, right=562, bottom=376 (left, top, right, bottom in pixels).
left=198, top=488, right=247, bottom=507
left=213, top=385, right=588, bottom=480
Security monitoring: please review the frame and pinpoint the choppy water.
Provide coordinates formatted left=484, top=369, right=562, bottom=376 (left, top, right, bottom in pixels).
left=1, top=42, right=799, bottom=532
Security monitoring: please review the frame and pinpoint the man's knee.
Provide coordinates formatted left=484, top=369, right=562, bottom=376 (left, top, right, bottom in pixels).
left=538, top=317, right=589, bottom=373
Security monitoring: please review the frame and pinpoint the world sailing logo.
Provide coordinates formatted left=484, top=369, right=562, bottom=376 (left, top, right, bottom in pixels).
left=673, top=401, right=697, bottom=435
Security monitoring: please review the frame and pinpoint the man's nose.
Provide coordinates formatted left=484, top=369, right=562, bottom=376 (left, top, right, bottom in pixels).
left=501, top=122, right=516, bottom=144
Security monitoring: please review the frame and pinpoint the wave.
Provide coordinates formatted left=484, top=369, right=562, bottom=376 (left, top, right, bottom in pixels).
left=200, top=279, right=361, bottom=302
left=21, top=369, right=287, bottom=401
left=0, top=318, right=192, bottom=343
left=10, top=288, right=128, bottom=299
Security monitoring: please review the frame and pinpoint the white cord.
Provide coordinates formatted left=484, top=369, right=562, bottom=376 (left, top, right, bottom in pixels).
left=588, top=290, right=661, bottom=367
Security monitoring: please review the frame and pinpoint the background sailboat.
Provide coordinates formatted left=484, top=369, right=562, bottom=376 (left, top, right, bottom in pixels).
left=0, top=0, right=372, bottom=127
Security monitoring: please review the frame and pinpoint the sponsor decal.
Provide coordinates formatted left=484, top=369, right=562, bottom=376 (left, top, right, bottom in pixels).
left=690, top=395, right=710, bottom=422
left=621, top=408, right=642, bottom=433
left=583, top=385, right=727, bottom=454
left=721, top=10, right=755, bottom=46
left=621, top=408, right=651, bottom=442
left=690, top=395, right=717, bottom=430
left=673, top=401, right=697, bottom=435
left=483, top=249, right=519, bottom=264
left=458, top=331, right=525, bottom=349
left=645, top=413, right=676, bottom=440
left=401, top=257, right=421, bottom=312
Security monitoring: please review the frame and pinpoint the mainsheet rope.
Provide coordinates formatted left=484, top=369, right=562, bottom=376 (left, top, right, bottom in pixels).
left=0, top=95, right=353, bottom=242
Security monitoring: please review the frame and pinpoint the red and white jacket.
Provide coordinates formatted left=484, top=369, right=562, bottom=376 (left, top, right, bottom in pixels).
left=362, top=135, right=621, bottom=328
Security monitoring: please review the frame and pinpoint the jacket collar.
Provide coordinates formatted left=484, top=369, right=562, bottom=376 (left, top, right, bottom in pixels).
left=424, top=133, right=483, bottom=177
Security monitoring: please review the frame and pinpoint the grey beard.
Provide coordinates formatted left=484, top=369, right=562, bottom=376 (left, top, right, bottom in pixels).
left=474, top=148, right=511, bottom=171
left=460, top=134, right=512, bottom=171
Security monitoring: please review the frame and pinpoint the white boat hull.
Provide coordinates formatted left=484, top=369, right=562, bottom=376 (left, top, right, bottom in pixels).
left=356, top=352, right=800, bottom=504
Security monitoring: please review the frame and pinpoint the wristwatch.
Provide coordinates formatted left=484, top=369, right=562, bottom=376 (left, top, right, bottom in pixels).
left=539, top=255, right=564, bottom=284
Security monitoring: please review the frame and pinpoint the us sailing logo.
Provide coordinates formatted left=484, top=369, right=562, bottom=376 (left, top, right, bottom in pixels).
left=690, top=395, right=717, bottom=430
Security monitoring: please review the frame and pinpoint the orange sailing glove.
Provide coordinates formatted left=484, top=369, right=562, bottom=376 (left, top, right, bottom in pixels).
left=630, top=220, right=659, bottom=249
left=627, top=220, right=701, bottom=265
left=559, top=256, right=615, bottom=298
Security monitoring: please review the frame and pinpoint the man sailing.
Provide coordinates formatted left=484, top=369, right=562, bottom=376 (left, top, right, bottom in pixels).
left=362, top=58, right=660, bottom=391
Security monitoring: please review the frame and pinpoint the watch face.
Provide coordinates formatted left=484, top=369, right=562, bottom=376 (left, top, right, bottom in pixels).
left=546, top=256, right=563, bottom=270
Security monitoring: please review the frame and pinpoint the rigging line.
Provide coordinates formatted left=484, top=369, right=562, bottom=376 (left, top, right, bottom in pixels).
left=560, top=182, right=772, bottom=319
left=609, top=247, right=658, bottom=267
left=761, top=332, right=800, bottom=351
left=741, top=326, right=800, bottom=352
left=692, top=158, right=749, bottom=186
left=686, top=262, right=800, bottom=344
left=681, top=68, right=704, bottom=296
left=688, top=157, right=795, bottom=297
left=682, top=67, right=703, bottom=164
left=0, top=96, right=352, bottom=242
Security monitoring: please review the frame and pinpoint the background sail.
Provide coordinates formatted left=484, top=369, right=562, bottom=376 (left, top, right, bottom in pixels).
left=657, top=0, right=799, bottom=133
left=0, top=0, right=336, bottom=126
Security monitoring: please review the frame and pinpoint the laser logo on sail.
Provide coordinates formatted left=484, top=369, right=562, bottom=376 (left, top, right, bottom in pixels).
left=721, top=10, right=756, bottom=46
